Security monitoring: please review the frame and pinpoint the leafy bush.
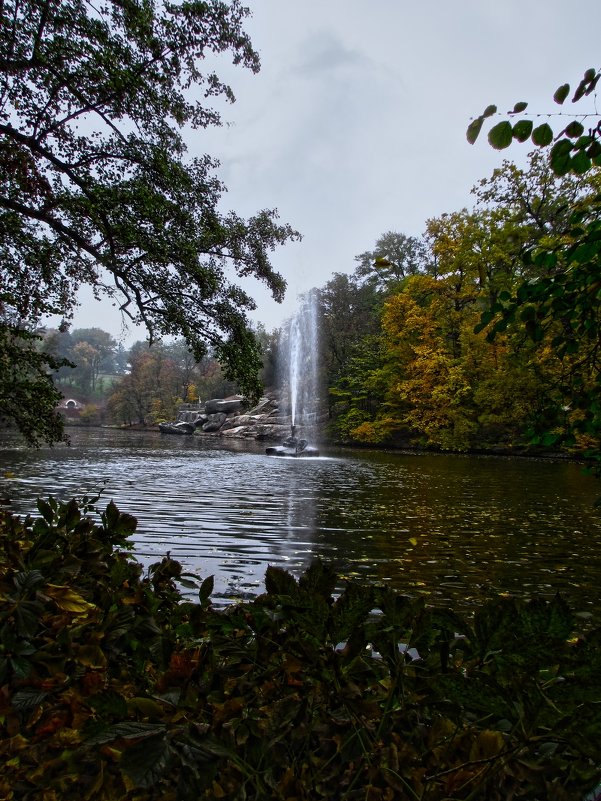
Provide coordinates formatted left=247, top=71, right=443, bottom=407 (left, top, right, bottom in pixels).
left=1, top=497, right=600, bottom=799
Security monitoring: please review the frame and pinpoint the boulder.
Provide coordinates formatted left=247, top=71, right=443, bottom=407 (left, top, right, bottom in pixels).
left=220, top=426, right=254, bottom=438
left=254, top=424, right=292, bottom=441
left=247, top=397, right=276, bottom=415
left=202, top=412, right=227, bottom=432
left=204, top=396, right=245, bottom=415
left=159, top=421, right=195, bottom=435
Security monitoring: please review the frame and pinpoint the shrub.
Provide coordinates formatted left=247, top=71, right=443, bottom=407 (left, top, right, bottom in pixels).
left=1, top=497, right=600, bottom=799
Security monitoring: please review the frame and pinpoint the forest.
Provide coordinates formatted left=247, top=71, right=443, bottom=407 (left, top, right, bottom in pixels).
left=317, top=149, right=601, bottom=457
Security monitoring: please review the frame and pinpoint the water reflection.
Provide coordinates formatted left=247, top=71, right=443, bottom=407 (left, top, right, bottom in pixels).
left=1, top=429, right=601, bottom=616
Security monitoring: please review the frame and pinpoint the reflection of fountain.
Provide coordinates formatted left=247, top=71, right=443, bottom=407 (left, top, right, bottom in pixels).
left=266, top=292, right=320, bottom=458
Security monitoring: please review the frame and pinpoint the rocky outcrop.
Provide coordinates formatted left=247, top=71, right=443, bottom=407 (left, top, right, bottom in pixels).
left=160, top=393, right=324, bottom=443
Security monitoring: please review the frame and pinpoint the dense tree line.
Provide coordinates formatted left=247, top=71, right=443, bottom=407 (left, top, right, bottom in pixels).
left=38, top=327, right=246, bottom=427
left=315, top=150, right=601, bottom=457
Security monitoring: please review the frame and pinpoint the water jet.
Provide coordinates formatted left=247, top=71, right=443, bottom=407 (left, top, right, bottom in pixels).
left=266, top=293, right=320, bottom=457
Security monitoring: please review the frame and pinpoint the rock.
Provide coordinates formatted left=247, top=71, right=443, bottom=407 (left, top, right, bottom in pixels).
left=220, top=426, right=254, bottom=438
left=164, top=391, right=319, bottom=444
left=202, top=412, right=228, bottom=432
left=247, top=397, right=276, bottom=415
left=159, top=421, right=195, bottom=435
left=253, top=424, right=292, bottom=441
left=204, top=396, right=245, bottom=415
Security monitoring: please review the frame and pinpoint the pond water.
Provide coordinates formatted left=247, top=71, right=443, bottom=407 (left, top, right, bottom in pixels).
left=1, top=427, right=601, bottom=616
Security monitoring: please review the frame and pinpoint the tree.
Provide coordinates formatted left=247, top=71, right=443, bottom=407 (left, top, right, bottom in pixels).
left=467, top=69, right=601, bottom=467
left=67, top=328, right=118, bottom=393
left=0, top=326, right=66, bottom=446
left=0, top=0, right=299, bottom=443
left=318, top=272, right=380, bottom=381
left=107, top=345, right=179, bottom=425
left=71, top=329, right=117, bottom=374
left=354, top=231, right=427, bottom=290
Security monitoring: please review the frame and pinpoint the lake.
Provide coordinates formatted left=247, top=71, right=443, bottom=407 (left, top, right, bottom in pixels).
left=1, top=427, right=601, bottom=616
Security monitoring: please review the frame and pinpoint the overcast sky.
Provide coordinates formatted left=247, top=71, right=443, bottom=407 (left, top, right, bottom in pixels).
left=69, top=0, right=601, bottom=343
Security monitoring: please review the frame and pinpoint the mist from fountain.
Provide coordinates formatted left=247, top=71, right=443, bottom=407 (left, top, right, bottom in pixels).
left=287, top=291, right=319, bottom=430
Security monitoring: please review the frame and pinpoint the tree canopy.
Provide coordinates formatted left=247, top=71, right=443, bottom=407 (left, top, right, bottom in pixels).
left=466, top=69, right=601, bottom=471
left=0, top=0, right=299, bottom=442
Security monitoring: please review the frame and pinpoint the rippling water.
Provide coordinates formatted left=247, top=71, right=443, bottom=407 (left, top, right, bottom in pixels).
left=1, top=428, right=601, bottom=615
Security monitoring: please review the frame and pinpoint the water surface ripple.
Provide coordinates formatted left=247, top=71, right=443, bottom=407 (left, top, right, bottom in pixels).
left=1, top=428, right=601, bottom=615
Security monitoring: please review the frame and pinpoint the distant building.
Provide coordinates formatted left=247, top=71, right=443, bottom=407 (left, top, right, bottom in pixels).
left=57, top=398, right=84, bottom=419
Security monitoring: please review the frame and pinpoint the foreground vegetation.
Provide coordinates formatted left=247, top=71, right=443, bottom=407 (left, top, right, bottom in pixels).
left=1, top=495, right=600, bottom=800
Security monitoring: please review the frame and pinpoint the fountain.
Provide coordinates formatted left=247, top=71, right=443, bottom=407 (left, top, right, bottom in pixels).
left=266, top=292, right=320, bottom=457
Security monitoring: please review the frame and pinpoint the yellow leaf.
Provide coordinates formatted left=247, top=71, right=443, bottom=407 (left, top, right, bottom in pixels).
left=76, top=645, right=107, bottom=668
left=127, top=697, right=165, bottom=719
left=470, top=729, right=505, bottom=761
left=44, top=584, right=96, bottom=614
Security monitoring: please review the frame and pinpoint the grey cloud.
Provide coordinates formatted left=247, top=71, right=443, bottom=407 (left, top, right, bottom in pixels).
left=293, top=30, right=372, bottom=77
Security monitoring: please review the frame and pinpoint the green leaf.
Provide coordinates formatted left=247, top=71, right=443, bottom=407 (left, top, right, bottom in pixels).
left=550, top=139, right=573, bottom=176
left=121, top=735, right=171, bottom=788
left=488, top=121, right=513, bottom=150
left=572, top=70, right=599, bottom=102
left=466, top=116, right=484, bottom=144
left=126, top=697, right=165, bottom=719
left=564, top=120, right=585, bottom=139
left=265, top=565, right=298, bottom=596
left=587, top=140, right=601, bottom=159
left=571, top=150, right=592, bottom=175
left=553, top=83, right=570, bottom=104
left=575, top=135, right=593, bottom=150
left=531, top=123, right=554, bottom=147
left=85, top=722, right=166, bottom=746
left=63, top=498, right=81, bottom=530
left=104, top=500, right=120, bottom=529
left=12, top=689, right=49, bottom=711
left=512, top=119, right=533, bottom=143
left=89, top=690, right=128, bottom=719
left=36, top=498, right=54, bottom=525
left=199, top=574, right=214, bottom=603
left=483, top=104, right=497, bottom=118
left=511, top=101, right=528, bottom=113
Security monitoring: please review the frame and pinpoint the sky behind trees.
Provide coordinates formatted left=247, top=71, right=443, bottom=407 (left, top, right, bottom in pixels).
left=62, top=0, right=601, bottom=342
